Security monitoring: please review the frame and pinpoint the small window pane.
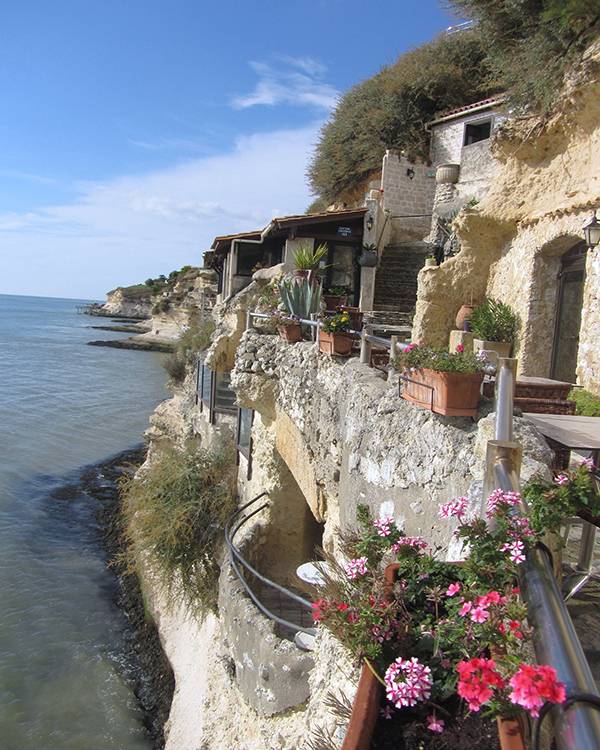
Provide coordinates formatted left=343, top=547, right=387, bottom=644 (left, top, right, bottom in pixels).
left=464, top=120, right=491, bottom=146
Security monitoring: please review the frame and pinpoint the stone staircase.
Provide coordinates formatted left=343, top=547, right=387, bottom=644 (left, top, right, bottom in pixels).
left=373, top=241, right=434, bottom=317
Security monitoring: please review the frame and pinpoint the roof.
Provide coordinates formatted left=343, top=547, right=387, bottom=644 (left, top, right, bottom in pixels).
left=210, top=206, right=367, bottom=252
left=426, top=96, right=506, bottom=129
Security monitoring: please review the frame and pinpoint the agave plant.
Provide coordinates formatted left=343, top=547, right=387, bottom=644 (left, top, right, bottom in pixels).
left=277, top=277, right=322, bottom=320
left=293, top=242, right=328, bottom=270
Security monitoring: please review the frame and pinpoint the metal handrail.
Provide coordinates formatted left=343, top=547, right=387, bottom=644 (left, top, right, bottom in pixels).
left=485, top=358, right=600, bottom=749
left=224, top=492, right=316, bottom=636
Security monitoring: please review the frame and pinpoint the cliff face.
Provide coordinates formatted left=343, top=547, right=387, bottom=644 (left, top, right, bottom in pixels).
left=102, top=287, right=154, bottom=318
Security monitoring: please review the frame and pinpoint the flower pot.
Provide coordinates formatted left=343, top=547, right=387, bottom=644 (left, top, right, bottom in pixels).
left=473, top=339, right=512, bottom=362
left=358, top=250, right=378, bottom=267
left=277, top=323, right=302, bottom=343
left=456, top=304, right=476, bottom=331
left=324, top=294, right=348, bottom=310
left=401, top=368, right=484, bottom=417
left=340, top=664, right=382, bottom=750
left=425, top=258, right=437, bottom=268
left=496, top=716, right=527, bottom=750
left=319, top=331, right=353, bottom=356
left=436, top=163, right=460, bottom=184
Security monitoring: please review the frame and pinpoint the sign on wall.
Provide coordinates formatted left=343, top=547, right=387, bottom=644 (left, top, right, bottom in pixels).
left=337, top=226, right=352, bottom=237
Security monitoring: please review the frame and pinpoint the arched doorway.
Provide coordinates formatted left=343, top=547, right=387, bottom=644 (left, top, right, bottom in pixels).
left=550, top=241, right=587, bottom=383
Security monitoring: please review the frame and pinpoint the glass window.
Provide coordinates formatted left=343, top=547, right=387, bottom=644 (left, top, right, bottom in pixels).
left=236, top=408, right=253, bottom=459
left=463, top=119, right=492, bottom=146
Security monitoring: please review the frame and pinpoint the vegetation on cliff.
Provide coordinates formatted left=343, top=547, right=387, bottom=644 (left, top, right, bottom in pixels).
left=308, top=30, right=493, bottom=205
left=120, top=442, right=236, bottom=615
left=109, top=265, right=199, bottom=301
left=308, top=1, right=600, bottom=207
left=162, top=317, right=215, bottom=383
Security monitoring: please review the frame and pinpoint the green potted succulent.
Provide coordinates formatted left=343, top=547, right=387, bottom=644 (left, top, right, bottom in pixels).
left=323, top=285, right=350, bottom=310
left=394, top=343, right=485, bottom=417
left=293, top=242, right=328, bottom=281
left=319, top=310, right=353, bottom=356
left=470, top=299, right=519, bottom=360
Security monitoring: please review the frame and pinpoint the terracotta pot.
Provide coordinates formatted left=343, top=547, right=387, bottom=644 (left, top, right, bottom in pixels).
left=401, top=368, right=483, bottom=417
left=277, top=323, right=302, bottom=343
left=324, top=294, right=348, bottom=310
left=496, top=716, right=527, bottom=750
left=341, top=665, right=381, bottom=750
left=319, top=330, right=353, bottom=356
left=436, top=163, right=460, bottom=184
left=473, top=339, right=512, bottom=361
left=455, top=304, right=476, bottom=331
left=293, top=269, right=310, bottom=279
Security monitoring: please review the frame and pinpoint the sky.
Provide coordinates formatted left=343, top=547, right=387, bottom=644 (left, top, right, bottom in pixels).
left=0, top=0, right=458, bottom=299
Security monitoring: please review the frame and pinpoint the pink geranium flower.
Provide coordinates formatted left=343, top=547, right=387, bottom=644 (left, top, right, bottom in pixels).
left=457, top=658, right=505, bottom=712
left=509, top=664, right=566, bottom=717
left=439, top=496, right=469, bottom=520
left=344, top=557, right=368, bottom=580
left=470, top=606, right=490, bottom=624
left=427, top=714, right=445, bottom=733
left=385, top=656, right=433, bottom=708
left=373, top=516, right=394, bottom=537
left=446, top=582, right=461, bottom=597
left=456, top=343, right=465, bottom=353
left=580, top=457, right=595, bottom=470
left=459, top=600, right=473, bottom=617
left=392, top=536, right=428, bottom=553
left=554, top=474, right=569, bottom=486
left=501, top=539, right=526, bottom=564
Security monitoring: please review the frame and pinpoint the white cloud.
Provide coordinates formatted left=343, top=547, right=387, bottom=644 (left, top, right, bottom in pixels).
left=0, top=125, right=321, bottom=299
left=231, top=58, right=339, bottom=111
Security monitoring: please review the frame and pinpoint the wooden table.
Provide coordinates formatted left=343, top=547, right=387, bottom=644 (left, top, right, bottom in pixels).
left=524, top=412, right=600, bottom=600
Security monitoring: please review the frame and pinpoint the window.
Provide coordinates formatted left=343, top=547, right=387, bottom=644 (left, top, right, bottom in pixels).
left=236, top=407, right=254, bottom=478
left=463, top=119, right=492, bottom=146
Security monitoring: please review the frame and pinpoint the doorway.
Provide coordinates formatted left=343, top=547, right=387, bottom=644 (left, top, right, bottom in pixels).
left=551, top=242, right=587, bottom=383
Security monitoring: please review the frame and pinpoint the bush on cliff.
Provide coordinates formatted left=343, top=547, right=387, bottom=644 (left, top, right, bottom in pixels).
left=450, top=0, right=600, bottom=114
left=162, top=317, right=215, bottom=384
left=120, top=442, right=236, bottom=614
left=308, top=30, right=494, bottom=204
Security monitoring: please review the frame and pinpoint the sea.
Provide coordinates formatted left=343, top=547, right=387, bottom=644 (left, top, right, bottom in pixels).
left=0, top=294, right=168, bottom=749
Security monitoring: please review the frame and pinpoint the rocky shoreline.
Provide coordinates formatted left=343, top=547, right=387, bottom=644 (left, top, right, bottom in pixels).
left=87, top=338, right=174, bottom=353
left=53, top=446, right=175, bottom=748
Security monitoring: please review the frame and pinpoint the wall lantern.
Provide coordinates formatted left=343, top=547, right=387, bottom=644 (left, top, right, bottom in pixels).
left=583, top=211, right=600, bottom=250
left=366, top=215, right=374, bottom=232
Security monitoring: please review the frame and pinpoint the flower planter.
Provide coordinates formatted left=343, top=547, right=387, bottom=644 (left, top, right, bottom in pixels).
left=436, top=163, right=460, bottom=184
left=277, top=323, right=302, bottom=343
left=473, top=339, right=512, bottom=361
left=497, top=716, right=527, bottom=750
left=319, top=331, right=353, bottom=356
left=401, top=368, right=484, bottom=417
left=324, top=294, right=348, bottom=310
left=341, top=664, right=382, bottom=750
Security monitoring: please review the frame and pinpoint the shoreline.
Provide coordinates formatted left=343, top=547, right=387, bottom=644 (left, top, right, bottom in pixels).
left=87, top=338, right=174, bottom=353
left=58, top=446, right=175, bottom=748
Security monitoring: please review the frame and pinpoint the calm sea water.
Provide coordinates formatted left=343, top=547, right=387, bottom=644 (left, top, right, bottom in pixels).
left=0, top=294, right=168, bottom=749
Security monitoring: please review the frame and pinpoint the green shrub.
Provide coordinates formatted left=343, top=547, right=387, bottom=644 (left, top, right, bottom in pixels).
left=120, top=442, right=236, bottom=614
left=449, top=0, right=600, bottom=114
left=293, top=242, right=328, bottom=270
left=177, top=318, right=215, bottom=362
left=308, top=31, right=493, bottom=204
left=469, top=299, right=519, bottom=343
left=162, top=352, right=188, bottom=383
left=569, top=387, right=600, bottom=416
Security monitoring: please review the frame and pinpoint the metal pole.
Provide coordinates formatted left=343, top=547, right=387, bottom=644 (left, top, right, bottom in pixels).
left=495, top=357, right=517, bottom=441
left=245, top=310, right=252, bottom=330
left=360, top=324, right=373, bottom=364
left=484, top=440, right=600, bottom=750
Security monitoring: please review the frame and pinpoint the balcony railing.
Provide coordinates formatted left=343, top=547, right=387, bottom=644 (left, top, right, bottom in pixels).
left=487, top=359, right=600, bottom=750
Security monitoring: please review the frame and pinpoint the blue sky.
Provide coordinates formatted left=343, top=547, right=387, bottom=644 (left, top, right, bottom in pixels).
left=0, top=0, right=458, bottom=299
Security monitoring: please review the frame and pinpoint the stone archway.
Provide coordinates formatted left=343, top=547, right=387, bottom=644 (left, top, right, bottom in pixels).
left=521, top=234, right=585, bottom=379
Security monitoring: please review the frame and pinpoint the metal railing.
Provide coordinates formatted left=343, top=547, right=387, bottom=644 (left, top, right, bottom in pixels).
left=224, top=492, right=316, bottom=636
left=485, top=358, right=600, bottom=750
left=246, top=311, right=409, bottom=369
left=196, top=358, right=237, bottom=423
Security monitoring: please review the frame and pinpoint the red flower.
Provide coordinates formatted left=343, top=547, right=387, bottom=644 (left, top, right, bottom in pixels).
left=457, top=658, right=505, bottom=712
left=337, top=602, right=349, bottom=612
left=456, top=343, right=465, bottom=353
left=311, top=598, right=329, bottom=622
left=509, top=664, right=566, bottom=717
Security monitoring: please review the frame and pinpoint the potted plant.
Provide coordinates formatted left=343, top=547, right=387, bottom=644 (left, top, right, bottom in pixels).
left=277, top=276, right=322, bottom=321
left=269, top=312, right=302, bottom=343
left=309, top=500, right=565, bottom=750
left=358, top=243, right=378, bottom=267
left=470, top=299, right=519, bottom=360
left=319, top=310, right=353, bottom=356
left=424, top=255, right=437, bottom=268
left=395, top=344, right=485, bottom=417
left=293, top=242, right=328, bottom=281
left=324, top=285, right=350, bottom=310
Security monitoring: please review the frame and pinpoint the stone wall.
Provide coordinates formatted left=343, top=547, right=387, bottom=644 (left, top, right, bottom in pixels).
left=413, top=40, right=600, bottom=391
left=380, top=150, right=436, bottom=240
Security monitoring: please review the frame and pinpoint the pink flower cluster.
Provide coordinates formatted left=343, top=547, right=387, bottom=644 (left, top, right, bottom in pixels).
left=456, top=657, right=505, bottom=711
left=501, top=539, right=526, bottom=564
left=384, top=656, right=432, bottom=708
left=486, top=488, right=522, bottom=518
left=439, top=496, right=468, bottom=520
left=508, top=664, right=566, bottom=717
left=554, top=474, right=569, bottom=486
left=392, top=537, right=428, bottom=553
left=344, top=557, right=368, bottom=580
left=581, top=457, right=595, bottom=470
left=427, top=713, right=445, bottom=733
left=373, top=516, right=395, bottom=537
left=446, top=582, right=461, bottom=597
left=459, top=590, right=506, bottom=623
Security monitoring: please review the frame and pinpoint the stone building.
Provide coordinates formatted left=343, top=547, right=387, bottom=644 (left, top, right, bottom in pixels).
left=412, top=41, right=600, bottom=393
